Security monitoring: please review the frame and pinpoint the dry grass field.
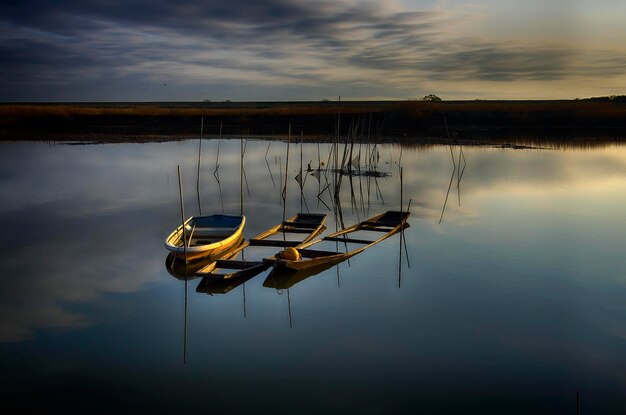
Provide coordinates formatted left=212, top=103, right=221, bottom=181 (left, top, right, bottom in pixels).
left=1, top=99, right=625, bottom=142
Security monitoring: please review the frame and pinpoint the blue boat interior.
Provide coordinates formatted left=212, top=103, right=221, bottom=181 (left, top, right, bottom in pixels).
left=182, top=215, right=243, bottom=240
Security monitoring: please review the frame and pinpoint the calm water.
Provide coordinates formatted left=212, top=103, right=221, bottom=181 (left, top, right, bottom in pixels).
left=1, top=139, right=625, bottom=414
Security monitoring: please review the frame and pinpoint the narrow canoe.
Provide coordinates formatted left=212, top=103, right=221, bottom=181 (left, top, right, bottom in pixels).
left=196, top=213, right=327, bottom=279
left=165, top=235, right=245, bottom=280
left=164, top=214, right=246, bottom=262
left=264, top=210, right=409, bottom=272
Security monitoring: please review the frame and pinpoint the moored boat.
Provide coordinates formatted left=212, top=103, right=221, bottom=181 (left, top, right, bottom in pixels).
left=164, top=214, right=246, bottom=262
left=165, top=235, right=245, bottom=280
left=264, top=210, right=409, bottom=272
left=196, top=213, right=327, bottom=279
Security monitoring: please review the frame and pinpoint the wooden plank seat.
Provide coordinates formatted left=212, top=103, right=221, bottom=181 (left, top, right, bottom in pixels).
left=281, top=221, right=321, bottom=229
left=361, top=221, right=396, bottom=228
left=249, top=239, right=301, bottom=247
left=360, top=225, right=396, bottom=232
left=276, top=228, right=317, bottom=234
left=214, top=260, right=265, bottom=269
left=323, top=236, right=375, bottom=244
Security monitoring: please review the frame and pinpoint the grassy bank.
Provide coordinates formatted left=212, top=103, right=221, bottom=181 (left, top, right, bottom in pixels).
left=1, top=100, right=626, bottom=142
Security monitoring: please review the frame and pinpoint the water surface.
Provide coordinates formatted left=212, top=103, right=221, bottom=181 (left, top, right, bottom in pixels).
left=0, top=139, right=625, bottom=414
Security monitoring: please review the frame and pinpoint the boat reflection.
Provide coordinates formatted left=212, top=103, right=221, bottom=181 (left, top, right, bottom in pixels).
left=196, top=272, right=259, bottom=295
left=165, top=235, right=245, bottom=280
left=262, top=257, right=346, bottom=289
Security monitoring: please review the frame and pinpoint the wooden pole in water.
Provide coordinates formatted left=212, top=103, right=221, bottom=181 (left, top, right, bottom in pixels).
left=196, top=117, right=203, bottom=215
left=240, top=136, right=244, bottom=216
left=439, top=147, right=457, bottom=224
left=283, top=124, right=291, bottom=222
left=243, top=282, right=247, bottom=318
left=214, top=120, right=222, bottom=178
left=183, top=279, right=188, bottom=364
left=404, top=199, right=411, bottom=268
left=300, top=130, right=304, bottom=213
left=399, top=167, right=403, bottom=288
left=400, top=167, right=403, bottom=213
left=287, top=288, right=293, bottom=328
left=177, top=165, right=187, bottom=262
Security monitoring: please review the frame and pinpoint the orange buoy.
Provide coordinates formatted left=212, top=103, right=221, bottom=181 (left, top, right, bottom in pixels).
left=282, top=247, right=301, bottom=261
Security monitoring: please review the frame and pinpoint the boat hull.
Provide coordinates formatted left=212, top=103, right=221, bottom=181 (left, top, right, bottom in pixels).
left=265, top=210, right=409, bottom=272
left=196, top=213, right=327, bottom=280
left=164, top=214, right=246, bottom=262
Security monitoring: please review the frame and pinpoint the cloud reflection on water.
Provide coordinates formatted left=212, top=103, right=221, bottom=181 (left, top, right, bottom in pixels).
left=0, top=140, right=626, bottom=342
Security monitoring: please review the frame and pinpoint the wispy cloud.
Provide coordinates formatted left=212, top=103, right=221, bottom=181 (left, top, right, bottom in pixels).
left=1, top=0, right=625, bottom=100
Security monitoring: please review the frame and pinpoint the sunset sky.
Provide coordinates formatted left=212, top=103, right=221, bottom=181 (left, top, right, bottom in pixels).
left=1, top=0, right=625, bottom=101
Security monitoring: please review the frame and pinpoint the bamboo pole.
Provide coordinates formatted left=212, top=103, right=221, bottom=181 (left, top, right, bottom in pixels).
left=283, top=124, right=291, bottom=221
left=299, top=131, right=303, bottom=212
left=399, top=167, right=403, bottom=287
left=287, top=288, right=293, bottom=328
left=243, top=282, right=247, bottom=318
left=439, top=147, right=457, bottom=224
left=183, top=279, right=188, bottom=364
left=196, top=117, right=203, bottom=215
left=404, top=199, right=411, bottom=268
left=177, top=165, right=187, bottom=262
left=214, top=120, right=222, bottom=178
left=240, top=136, right=244, bottom=216
left=400, top=167, right=403, bottom=215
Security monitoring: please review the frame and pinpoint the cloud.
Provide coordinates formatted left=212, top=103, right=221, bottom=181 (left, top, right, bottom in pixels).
left=0, top=0, right=625, bottom=100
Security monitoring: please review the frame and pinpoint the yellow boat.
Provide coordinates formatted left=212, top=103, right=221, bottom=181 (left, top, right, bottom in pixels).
left=265, top=211, right=409, bottom=272
left=164, top=214, right=246, bottom=262
left=165, top=235, right=245, bottom=280
left=196, top=213, right=327, bottom=279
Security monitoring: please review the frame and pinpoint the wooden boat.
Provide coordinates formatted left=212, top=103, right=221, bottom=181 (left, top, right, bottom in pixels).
left=165, top=235, right=245, bottom=280
left=196, top=213, right=327, bottom=279
left=164, top=214, right=245, bottom=262
left=264, top=210, right=409, bottom=272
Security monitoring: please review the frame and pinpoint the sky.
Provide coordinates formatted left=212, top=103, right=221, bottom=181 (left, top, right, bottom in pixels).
left=1, top=0, right=625, bottom=101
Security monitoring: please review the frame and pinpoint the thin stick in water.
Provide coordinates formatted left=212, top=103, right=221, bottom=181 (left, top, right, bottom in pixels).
left=439, top=147, right=457, bottom=224
left=243, top=283, right=247, bottom=318
left=287, top=288, right=293, bottom=328
left=196, top=117, right=203, bottom=214
left=398, top=167, right=403, bottom=287
left=240, top=137, right=244, bottom=216
left=283, top=124, right=291, bottom=221
left=214, top=121, right=222, bottom=179
left=177, top=165, right=187, bottom=262
left=184, top=279, right=188, bottom=364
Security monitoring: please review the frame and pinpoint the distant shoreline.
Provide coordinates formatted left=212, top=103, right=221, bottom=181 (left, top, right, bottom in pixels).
left=2, top=100, right=626, bottom=145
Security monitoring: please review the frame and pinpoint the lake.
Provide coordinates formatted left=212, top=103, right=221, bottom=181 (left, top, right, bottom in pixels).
left=1, top=139, right=625, bottom=414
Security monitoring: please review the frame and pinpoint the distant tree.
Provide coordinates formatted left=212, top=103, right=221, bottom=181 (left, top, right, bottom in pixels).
left=422, top=94, right=442, bottom=102
left=203, top=99, right=211, bottom=102
left=583, top=95, right=626, bottom=102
